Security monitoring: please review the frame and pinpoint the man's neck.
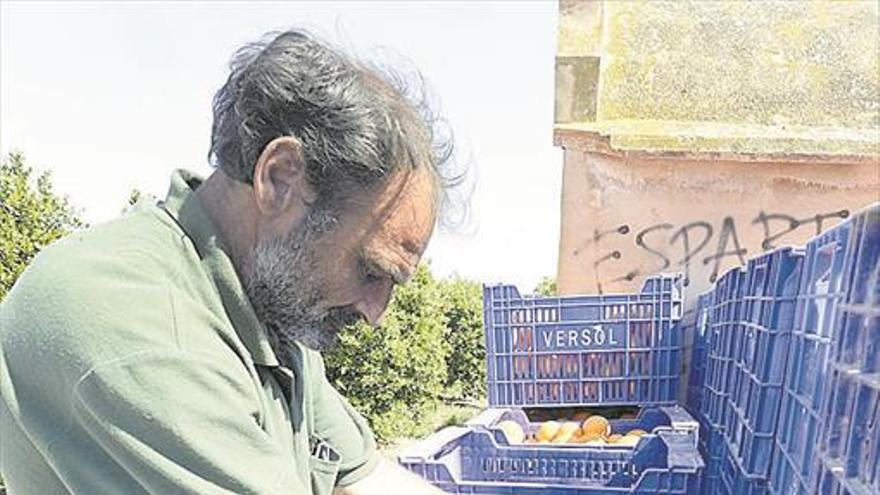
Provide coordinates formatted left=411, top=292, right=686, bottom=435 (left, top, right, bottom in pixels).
left=194, top=170, right=258, bottom=277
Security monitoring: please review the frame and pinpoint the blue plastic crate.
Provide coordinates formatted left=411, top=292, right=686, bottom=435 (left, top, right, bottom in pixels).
left=694, top=253, right=803, bottom=494
left=726, top=248, right=804, bottom=478
left=771, top=390, right=825, bottom=495
left=399, top=407, right=703, bottom=494
left=700, top=268, right=746, bottom=430
left=816, top=371, right=880, bottom=495
left=685, top=291, right=714, bottom=464
left=770, top=204, right=879, bottom=495
left=686, top=292, right=713, bottom=420
left=814, top=205, right=880, bottom=495
left=482, top=274, right=683, bottom=408
left=719, top=443, right=771, bottom=495
left=700, top=428, right=727, bottom=495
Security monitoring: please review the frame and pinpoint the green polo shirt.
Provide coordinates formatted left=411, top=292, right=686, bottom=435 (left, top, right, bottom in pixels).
left=0, top=170, right=379, bottom=494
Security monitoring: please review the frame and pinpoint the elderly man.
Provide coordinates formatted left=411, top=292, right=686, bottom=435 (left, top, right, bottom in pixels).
left=0, top=30, right=455, bottom=494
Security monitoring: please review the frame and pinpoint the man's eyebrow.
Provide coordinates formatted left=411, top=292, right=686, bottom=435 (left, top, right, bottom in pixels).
left=362, top=254, right=411, bottom=285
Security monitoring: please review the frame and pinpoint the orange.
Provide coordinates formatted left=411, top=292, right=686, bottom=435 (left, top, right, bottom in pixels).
left=580, top=415, right=611, bottom=438
left=551, top=422, right=581, bottom=443
left=571, top=431, right=603, bottom=444
left=535, top=421, right=561, bottom=442
left=627, top=429, right=648, bottom=437
left=606, top=434, right=623, bottom=444
left=615, top=434, right=641, bottom=447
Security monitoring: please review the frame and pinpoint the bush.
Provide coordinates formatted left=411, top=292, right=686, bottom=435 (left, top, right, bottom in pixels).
left=0, top=152, right=82, bottom=300
left=533, top=276, right=557, bottom=296
left=324, top=266, right=491, bottom=442
left=439, top=277, right=485, bottom=400
left=324, top=264, right=451, bottom=442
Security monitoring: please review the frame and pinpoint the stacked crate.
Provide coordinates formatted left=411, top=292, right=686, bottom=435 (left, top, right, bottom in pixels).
left=686, top=203, right=878, bottom=495
left=400, top=274, right=704, bottom=494
left=816, top=207, right=880, bottom=494
left=771, top=205, right=880, bottom=495
left=722, top=248, right=804, bottom=494
left=685, top=293, right=713, bottom=434
left=699, top=267, right=747, bottom=494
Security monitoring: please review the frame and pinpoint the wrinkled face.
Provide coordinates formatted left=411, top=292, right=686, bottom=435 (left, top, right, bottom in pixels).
left=243, top=167, right=437, bottom=351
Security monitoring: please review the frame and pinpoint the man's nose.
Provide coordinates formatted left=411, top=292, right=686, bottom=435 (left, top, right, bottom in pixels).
left=354, top=280, right=394, bottom=326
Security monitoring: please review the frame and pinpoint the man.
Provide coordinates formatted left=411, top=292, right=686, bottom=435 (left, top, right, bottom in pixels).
left=0, top=30, right=456, bottom=494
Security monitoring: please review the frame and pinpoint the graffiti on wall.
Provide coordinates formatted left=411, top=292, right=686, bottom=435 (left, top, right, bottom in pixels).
left=576, top=208, right=850, bottom=292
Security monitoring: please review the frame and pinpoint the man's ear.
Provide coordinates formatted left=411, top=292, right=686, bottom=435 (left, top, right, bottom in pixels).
left=252, top=136, right=318, bottom=216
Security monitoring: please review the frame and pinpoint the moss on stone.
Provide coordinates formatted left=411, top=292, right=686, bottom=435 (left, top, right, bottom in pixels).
left=557, top=1, right=880, bottom=157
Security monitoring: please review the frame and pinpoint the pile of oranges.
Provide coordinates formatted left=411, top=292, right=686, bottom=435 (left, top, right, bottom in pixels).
left=496, top=414, right=646, bottom=447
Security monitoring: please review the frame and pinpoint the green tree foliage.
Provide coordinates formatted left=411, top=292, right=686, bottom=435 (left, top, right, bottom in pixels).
left=325, top=264, right=451, bottom=442
left=438, top=277, right=485, bottom=400
left=0, top=152, right=82, bottom=299
left=533, top=276, right=558, bottom=296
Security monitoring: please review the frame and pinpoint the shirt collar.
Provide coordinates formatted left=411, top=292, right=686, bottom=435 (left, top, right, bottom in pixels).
left=160, top=169, right=280, bottom=367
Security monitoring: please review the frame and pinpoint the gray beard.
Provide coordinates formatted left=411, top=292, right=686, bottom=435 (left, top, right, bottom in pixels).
left=242, top=212, right=358, bottom=353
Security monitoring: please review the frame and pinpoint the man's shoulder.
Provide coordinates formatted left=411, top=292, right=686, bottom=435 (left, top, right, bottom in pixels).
left=1, top=203, right=200, bottom=358
left=0, top=201, right=245, bottom=407
left=11, top=202, right=188, bottom=299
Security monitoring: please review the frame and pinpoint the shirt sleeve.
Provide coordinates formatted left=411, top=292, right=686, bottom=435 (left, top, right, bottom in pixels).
left=305, top=350, right=381, bottom=487
left=72, top=349, right=309, bottom=494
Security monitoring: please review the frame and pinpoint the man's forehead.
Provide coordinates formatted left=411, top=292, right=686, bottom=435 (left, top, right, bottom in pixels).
left=361, top=244, right=416, bottom=284
left=366, top=167, right=437, bottom=250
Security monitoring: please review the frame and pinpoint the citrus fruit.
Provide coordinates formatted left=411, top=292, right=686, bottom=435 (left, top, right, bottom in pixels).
left=535, top=421, right=561, bottom=442
left=496, top=420, right=525, bottom=444
left=615, top=434, right=641, bottom=447
left=606, top=434, right=623, bottom=444
left=571, top=431, right=603, bottom=443
left=551, top=422, right=581, bottom=443
left=581, top=415, right=611, bottom=437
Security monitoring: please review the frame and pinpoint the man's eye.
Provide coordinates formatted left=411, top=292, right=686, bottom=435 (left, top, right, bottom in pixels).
left=359, top=264, right=384, bottom=284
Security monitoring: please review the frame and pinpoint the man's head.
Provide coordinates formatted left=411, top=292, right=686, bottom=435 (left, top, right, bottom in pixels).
left=206, top=30, right=457, bottom=351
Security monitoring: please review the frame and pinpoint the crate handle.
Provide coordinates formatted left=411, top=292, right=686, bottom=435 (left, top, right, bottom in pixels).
left=397, top=426, right=470, bottom=461
left=658, top=430, right=704, bottom=470
left=810, top=243, right=838, bottom=295
left=465, top=408, right=509, bottom=427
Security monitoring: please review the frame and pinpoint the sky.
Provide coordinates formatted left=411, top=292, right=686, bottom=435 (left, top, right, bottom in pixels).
left=0, top=0, right=563, bottom=291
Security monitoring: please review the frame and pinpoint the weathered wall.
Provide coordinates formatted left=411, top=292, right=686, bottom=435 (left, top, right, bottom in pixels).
left=554, top=0, right=880, bottom=297
left=556, top=141, right=879, bottom=296
left=599, top=1, right=879, bottom=130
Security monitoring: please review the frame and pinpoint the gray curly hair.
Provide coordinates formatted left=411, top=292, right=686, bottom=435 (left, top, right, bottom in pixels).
left=208, top=29, right=463, bottom=221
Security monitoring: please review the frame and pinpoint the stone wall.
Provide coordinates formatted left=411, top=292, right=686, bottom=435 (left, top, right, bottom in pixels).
left=555, top=133, right=878, bottom=297
left=554, top=0, right=880, bottom=298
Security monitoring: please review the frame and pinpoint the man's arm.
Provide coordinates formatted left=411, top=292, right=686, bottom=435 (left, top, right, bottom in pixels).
left=334, top=457, right=446, bottom=495
left=305, top=350, right=447, bottom=493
